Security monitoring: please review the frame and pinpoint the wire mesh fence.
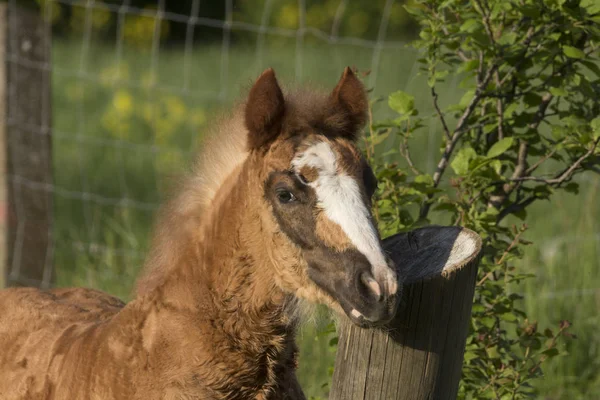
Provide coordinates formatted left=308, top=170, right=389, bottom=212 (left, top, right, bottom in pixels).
left=1, top=1, right=600, bottom=398
left=2, top=0, right=423, bottom=294
left=1, top=0, right=599, bottom=303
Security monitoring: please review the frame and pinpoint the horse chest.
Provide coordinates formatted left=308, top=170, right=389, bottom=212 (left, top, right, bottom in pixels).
left=165, top=328, right=301, bottom=400
left=195, top=342, right=290, bottom=398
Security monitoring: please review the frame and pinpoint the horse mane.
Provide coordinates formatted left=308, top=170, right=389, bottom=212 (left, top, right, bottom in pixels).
left=135, top=83, right=340, bottom=297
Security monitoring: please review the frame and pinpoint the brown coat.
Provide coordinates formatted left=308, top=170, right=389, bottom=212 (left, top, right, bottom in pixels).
left=0, top=148, right=306, bottom=399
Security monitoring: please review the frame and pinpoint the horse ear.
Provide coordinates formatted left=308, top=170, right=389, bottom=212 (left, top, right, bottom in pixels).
left=326, top=67, right=368, bottom=140
left=245, top=68, right=285, bottom=151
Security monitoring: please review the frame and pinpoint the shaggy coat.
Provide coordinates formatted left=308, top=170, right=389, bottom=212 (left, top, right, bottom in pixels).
left=0, top=68, right=399, bottom=400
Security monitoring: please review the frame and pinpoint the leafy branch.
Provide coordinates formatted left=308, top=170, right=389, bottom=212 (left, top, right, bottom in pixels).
left=366, top=0, right=600, bottom=398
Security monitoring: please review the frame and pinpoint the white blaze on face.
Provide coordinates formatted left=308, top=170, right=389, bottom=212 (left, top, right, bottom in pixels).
left=292, top=141, right=398, bottom=295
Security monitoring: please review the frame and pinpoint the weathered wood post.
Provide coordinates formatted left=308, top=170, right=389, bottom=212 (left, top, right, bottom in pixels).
left=330, top=226, right=482, bottom=400
left=0, top=3, right=53, bottom=288
left=0, top=3, right=7, bottom=289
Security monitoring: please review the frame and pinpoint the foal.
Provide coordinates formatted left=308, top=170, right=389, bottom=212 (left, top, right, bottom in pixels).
left=0, top=68, right=399, bottom=399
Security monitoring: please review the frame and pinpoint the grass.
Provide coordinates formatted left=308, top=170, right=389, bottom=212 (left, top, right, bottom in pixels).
left=49, top=37, right=600, bottom=399
left=514, top=184, right=600, bottom=399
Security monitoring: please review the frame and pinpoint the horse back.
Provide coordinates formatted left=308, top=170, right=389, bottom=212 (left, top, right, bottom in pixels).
left=0, top=286, right=125, bottom=399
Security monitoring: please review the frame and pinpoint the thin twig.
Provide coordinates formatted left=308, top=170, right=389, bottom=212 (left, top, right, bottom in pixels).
left=399, top=132, right=421, bottom=175
left=431, top=86, right=451, bottom=141
left=511, top=141, right=529, bottom=181
left=455, top=64, right=498, bottom=137
left=508, top=138, right=599, bottom=184
left=364, top=99, right=377, bottom=160
left=498, top=26, right=539, bottom=86
left=434, top=64, right=499, bottom=185
left=493, top=138, right=599, bottom=222
left=526, top=145, right=561, bottom=175
left=497, top=194, right=538, bottom=223
left=489, top=93, right=553, bottom=207
left=439, top=23, right=470, bottom=62
left=474, top=0, right=497, bottom=48
left=419, top=63, right=499, bottom=219
left=494, top=71, right=504, bottom=140
left=478, top=227, right=525, bottom=286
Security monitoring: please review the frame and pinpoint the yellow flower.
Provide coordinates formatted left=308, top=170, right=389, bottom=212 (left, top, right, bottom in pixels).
left=141, top=102, right=155, bottom=124
left=347, top=12, right=369, bottom=36
left=276, top=4, right=299, bottom=29
left=164, top=96, right=187, bottom=123
left=36, top=0, right=61, bottom=24
left=69, top=3, right=111, bottom=33
left=306, top=4, right=328, bottom=29
left=101, top=108, right=130, bottom=140
left=112, top=90, right=133, bottom=115
left=122, top=8, right=170, bottom=49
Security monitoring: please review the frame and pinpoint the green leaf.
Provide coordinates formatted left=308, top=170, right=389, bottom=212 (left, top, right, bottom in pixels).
left=459, top=90, right=475, bottom=108
left=591, top=116, right=600, bottom=140
left=523, top=93, right=542, bottom=108
left=514, top=208, right=527, bottom=221
left=503, top=103, right=519, bottom=118
left=388, top=91, right=415, bottom=115
left=451, top=147, right=477, bottom=175
left=552, top=125, right=569, bottom=140
left=369, top=130, right=390, bottom=145
left=582, top=0, right=600, bottom=13
left=414, top=174, right=434, bottom=185
left=581, top=60, right=600, bottom=79
left=486, top=345, right=500, bottom=359
left=520, top=4, right=540, bottom=17
left=459, top=19, right=482, bottom=33
left=500, top=312, right=518, bottom=322
left=457, top=59, right=480, bottom=74
left=564, top=182, right=579, bottom=194
left=563, top=46, right=585, bottom=59
left=490, top=159, right=503, bottom=175
left=542, top=348, right=560, bottom=358
left=433, top=203, right=457, bottom=212
left=403, top=4, right=427, bottom=17
left=428, top=70, right=450, bottom=88
left=498, top=31, right=517, bottom=45
left=480, top=316, right=496, bottom=329
left=486, top=137, right=515, bottom=158
left=549, top=86, right=568, bottom=97
left=435, top=70, right=449, bottom=80
left=463, top=350, right=478, bottom=363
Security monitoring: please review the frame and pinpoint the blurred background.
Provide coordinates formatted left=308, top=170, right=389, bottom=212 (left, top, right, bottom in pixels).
left=1, top=0, right=598, bottom=398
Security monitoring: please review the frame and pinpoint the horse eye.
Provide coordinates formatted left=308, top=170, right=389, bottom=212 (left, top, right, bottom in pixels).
left=276, top=190, right=296, bottom=204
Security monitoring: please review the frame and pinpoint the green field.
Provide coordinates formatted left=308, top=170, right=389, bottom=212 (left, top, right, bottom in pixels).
left=50, top=38, right=600, bottom=398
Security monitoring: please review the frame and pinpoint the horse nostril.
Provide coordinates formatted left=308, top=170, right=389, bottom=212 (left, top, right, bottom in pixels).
left=360, top=272, right=383, bottom=302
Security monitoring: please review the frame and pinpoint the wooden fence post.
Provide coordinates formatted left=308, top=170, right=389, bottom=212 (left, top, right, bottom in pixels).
left=330, top=226, right=482, bottom=400
left=1, top=3, right=53, bottom=289
left=0, top=3, right=7, bottom=289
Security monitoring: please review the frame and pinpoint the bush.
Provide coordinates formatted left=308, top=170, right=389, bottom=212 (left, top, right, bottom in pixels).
left=361, top=0, right=599, bottom=398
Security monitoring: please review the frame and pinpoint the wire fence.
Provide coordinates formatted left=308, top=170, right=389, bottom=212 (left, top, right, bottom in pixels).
left=1, top=0, right=599, bottom=303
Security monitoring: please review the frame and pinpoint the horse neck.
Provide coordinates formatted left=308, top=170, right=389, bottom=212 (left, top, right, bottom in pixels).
left=137, top=157, right=294, bottom=331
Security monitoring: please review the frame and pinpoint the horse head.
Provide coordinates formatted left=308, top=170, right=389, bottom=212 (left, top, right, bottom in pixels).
left=244, top=68, right=399, bottom=326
